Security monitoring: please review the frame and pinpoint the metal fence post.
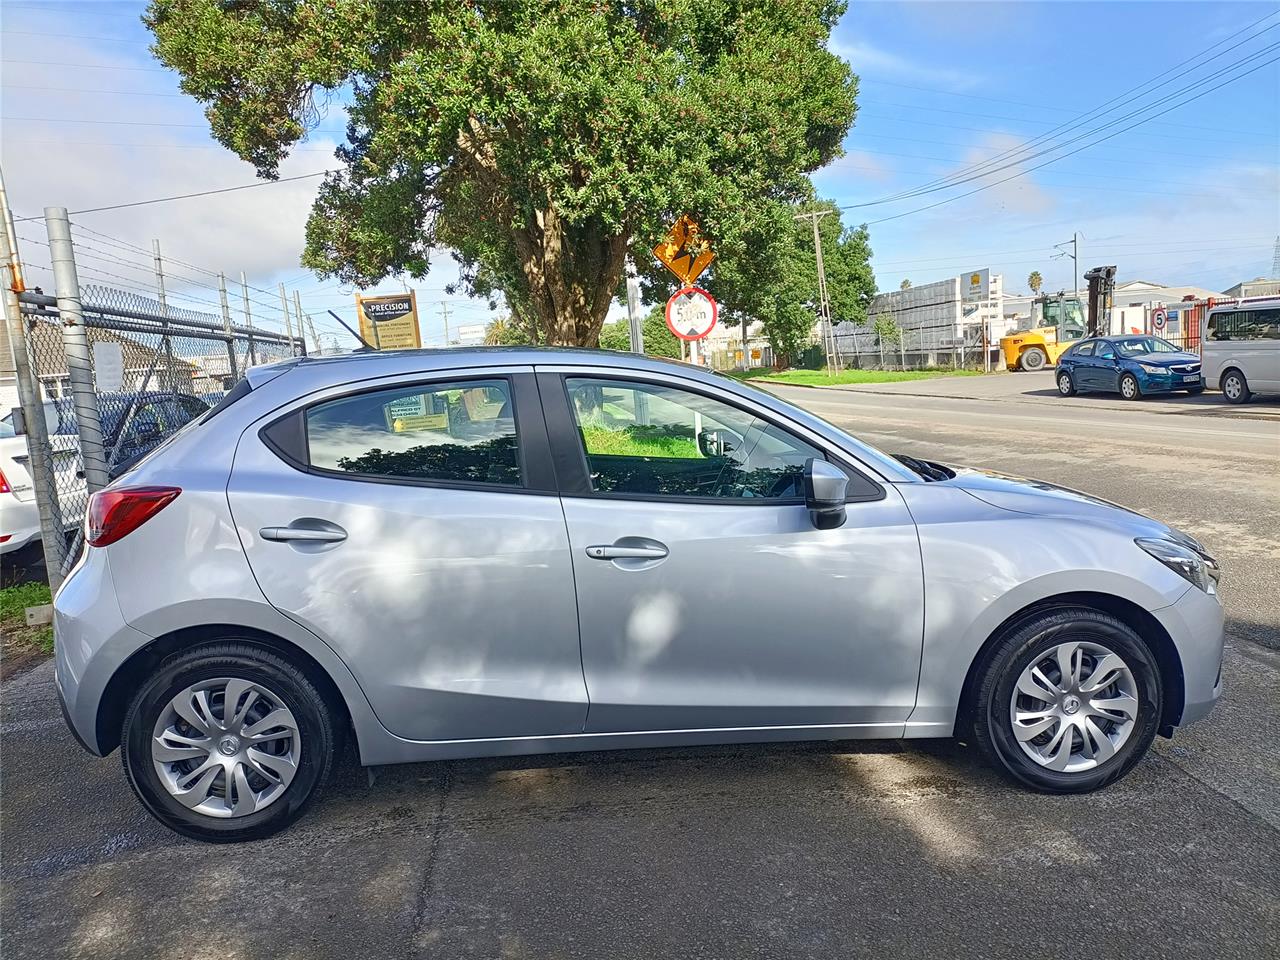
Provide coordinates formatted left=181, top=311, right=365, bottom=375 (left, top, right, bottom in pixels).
left=218, top=272, right=238, bottom=384
left=277, top=283, right=297, bottom=356
left=239, top=271, right=258, bottom=367
left=45, top=207, right=110, bottom=493
left=2, top=183, right=66, bottom=587
left=152, top=239, right=177, bottom=392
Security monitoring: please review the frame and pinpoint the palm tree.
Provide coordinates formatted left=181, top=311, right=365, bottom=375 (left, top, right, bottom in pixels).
left=899, top=278, right=911, bottom=291
left=483, top=316, right=513, bottom=345
left=1028, top=271, right=1044, bottom=295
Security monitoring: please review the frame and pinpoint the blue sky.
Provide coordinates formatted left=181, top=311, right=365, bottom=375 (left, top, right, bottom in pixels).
left=1, top=0, right=1277, bottom=348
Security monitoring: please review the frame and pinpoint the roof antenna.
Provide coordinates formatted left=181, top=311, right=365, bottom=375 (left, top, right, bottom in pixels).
left=327, top=309, right=376, bottom=351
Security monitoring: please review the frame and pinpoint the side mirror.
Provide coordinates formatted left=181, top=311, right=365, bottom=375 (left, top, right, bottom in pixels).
left=804, top=458, right=848, bottom=530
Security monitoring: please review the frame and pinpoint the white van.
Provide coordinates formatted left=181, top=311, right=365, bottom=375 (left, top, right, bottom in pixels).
left=1202, top=299, right=1280, bottom=403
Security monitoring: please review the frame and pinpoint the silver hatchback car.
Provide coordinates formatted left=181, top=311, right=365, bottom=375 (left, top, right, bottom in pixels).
left=54, top=348, right=1224, bottom=841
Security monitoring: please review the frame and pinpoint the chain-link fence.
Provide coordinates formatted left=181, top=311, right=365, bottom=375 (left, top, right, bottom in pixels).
left=11, top=278, right=302, bottom=581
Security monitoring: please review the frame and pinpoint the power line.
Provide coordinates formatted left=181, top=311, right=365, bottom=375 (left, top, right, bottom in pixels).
left=848, top=22, right=1280, bottom=210
left=1, top=58, right=168, bottom=72
left=36, top=170, right=334, bottom=216
left=4, top=30, right=147, bottom=45
left=856, top=51, right=1280, bottom=225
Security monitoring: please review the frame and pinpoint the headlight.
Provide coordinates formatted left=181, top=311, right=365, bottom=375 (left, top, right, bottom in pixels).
left=1138, top=363, right=1164, bottom=374
left=1136, top=537, right=1220, bottom=594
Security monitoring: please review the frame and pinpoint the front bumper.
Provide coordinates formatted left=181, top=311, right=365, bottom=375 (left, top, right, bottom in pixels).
left=1137, top=371, right=1202, bottom=393
left=1153, top=583, right=1225, bottom=729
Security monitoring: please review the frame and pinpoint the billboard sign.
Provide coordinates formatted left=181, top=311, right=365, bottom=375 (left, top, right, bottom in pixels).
left=961, top=269, right=990, bottom=303
left=356, top=292, right=422, bottom=350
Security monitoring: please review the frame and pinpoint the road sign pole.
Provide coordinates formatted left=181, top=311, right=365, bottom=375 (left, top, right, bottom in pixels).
left=625, top=258, right=644, bottom=355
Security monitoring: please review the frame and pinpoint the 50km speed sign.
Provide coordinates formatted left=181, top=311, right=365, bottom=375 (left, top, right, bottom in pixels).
left=665, top=286, right=718, bottom=341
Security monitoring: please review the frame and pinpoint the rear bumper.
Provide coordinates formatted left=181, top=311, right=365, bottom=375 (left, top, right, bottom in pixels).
left=0, top=497, right=40, bottom=555
left=53, top=547, right=151, bottom=756
left=1153, top=584, right=1225, bottom=729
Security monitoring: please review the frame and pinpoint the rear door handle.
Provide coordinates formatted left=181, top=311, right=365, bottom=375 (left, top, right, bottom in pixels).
left=260, top=523, right=347, bottom=543
left=585, top=543, right=668, bottom=560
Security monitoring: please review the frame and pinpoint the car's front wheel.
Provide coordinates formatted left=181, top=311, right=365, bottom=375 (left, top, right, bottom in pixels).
left=1119, top=372, right=1141, bottom=400
left=970, top=607, right=1162, bottom=793
left=121, top=642, right=338, bottom=842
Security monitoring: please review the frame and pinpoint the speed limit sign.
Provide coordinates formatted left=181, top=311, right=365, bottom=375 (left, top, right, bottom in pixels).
left=665, top=286, right=718, bottom=341
left=1151, top=307, right=1167, bottom=331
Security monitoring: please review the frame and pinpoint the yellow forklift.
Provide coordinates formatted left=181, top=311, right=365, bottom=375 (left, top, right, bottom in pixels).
left=1000, top=293, right=1087, bottom=371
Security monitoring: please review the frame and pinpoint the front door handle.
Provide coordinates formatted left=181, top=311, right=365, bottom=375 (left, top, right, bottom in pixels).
left=585, top=542, right=668, bottom=561
left=260, top=523, right=347, bottom=544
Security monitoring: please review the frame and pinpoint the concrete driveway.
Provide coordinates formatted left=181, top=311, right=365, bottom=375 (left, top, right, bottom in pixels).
left=3, top=384, right=1278, bottom=960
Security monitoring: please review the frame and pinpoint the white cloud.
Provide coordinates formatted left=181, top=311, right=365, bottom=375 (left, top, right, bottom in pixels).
left=829, top=37, right=982, bottom=91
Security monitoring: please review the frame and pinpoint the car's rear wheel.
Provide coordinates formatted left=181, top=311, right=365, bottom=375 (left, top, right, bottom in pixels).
left=1119, top=373, right=1141, bottom=400
left=1020, top=347, right=1047, bottom=371
left=121, top=642, right=337, bottom=842
left=1221, top=369, right=1251, bottom=404
left=970, top=607, right=1162, bottom=793
left=1057, top=371, right=1076, bottom=396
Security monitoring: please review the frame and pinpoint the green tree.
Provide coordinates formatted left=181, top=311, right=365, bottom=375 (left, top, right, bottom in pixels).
left=145, top=0, right=858, bottom=347
left=899, top=278, right=912, bottom=291
left=697, top=201, right=876, bottom=366
left=597, top=304, right=682, bottom=358
left=1027, top=270, right=1044, bottom=295
left=872, top=311, right=901, bottom=346
left=483, top=315, right=536, bottom=346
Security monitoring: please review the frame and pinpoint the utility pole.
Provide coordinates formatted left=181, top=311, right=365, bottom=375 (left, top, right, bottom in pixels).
left=1055, top=232, right=1080, bottom=298
left=625, top=257, right=644, bottom=354
left=795, top=208, right=839, bottom=372
left=45, top=207, right=110, bottom=493
left=441, top=301, right=451, bottom=347
left=1, top=168, right=64, bottom=587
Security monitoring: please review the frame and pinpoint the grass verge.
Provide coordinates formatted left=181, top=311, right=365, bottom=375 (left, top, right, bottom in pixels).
left=729, top=367, right=985, bottom=387
left=1, top=581, right=55, bottom=676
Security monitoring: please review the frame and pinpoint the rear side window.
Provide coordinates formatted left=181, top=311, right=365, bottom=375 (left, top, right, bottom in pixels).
left=1074, top=342, right=1095, bottom=357
left=304, top=379, right=520, bottom=487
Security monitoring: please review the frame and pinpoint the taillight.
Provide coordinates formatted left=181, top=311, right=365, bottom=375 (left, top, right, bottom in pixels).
left=0, top=467, right=9, bottom=495
left=86, top=486, right=181, bottom=547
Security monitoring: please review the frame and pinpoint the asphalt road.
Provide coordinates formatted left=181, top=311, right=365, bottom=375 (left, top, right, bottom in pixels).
left=3, top=372, right=1278, bottom=960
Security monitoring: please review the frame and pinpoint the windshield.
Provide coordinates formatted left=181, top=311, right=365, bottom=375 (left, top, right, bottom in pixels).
left=1113, top=336, right=1181, bottom=357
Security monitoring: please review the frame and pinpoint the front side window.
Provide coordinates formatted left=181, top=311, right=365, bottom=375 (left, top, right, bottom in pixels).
left=305, top=379, right=520, bottom=486
left=565, top=377, right=826, bottom=500
left=1211, top=309, right=1280, bottom=341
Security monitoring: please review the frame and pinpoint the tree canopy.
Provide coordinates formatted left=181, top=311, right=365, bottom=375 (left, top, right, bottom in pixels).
left=145, top=0, right=859, bottom=347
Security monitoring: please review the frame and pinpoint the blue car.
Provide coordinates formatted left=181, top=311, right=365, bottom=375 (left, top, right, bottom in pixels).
left=1056, top=335, right=1204, bottom=400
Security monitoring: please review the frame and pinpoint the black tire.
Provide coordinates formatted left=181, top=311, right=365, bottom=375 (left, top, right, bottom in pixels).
left=1119, top=372, right=1142, bottom=400
left=1056, top=371, right=1076, bottom=396
left=121, top=642, right=337, bottom=842
left=970, top=607, right=1162, bottom=794
left=1221, top=368, right=1251, bottom=404
left=1186, top=385, right=1205, bottom=395
left=1020, top=347, right=1048, bottom=371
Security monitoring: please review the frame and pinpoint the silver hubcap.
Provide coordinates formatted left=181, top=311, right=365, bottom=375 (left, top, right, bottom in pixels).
left=1122, top=378, right=1136, bottom=398
left=152, top=678, right=301, bottom=818
left=1225, top=377, right=1241, bottom=399
left=1010, top=641, right=1139, bottom=773
left=1058, top=376, right=1071, bottom=394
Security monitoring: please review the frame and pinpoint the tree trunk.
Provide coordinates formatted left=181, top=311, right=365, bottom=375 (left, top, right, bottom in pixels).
left=514, top=205, right=628, bottom=347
